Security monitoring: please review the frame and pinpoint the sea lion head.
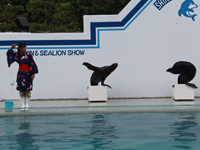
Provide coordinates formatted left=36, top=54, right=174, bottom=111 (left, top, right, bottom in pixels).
left=166, top=68, right=173, bottom=73
left=166, top=66, right=182, bottom=74
left=110, top=63, right=118, bottom=72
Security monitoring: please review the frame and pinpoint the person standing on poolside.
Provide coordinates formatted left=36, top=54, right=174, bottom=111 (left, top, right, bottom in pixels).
left=6, top=42, right=38, bottom=111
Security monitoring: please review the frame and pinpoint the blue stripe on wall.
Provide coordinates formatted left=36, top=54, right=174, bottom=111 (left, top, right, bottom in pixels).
left=0, top=0, right=152, bottom=49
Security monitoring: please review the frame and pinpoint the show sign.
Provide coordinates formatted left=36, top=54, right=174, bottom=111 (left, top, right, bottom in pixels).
left=1, top=0, right=200, bottom=100
left=28, top=50, right=85, bottom=56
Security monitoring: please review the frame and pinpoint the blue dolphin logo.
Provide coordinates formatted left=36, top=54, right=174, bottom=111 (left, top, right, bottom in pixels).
left=178, top=0, right=198, bottom=21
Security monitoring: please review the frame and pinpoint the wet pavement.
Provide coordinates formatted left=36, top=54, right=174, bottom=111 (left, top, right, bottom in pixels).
left=0, top=98, right=200, bottom=116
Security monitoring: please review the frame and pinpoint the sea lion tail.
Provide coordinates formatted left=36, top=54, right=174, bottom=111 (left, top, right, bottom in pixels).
left=83, top=62, right=97, bottom=71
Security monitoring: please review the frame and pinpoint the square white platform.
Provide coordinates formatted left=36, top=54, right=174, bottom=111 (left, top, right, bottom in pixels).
left=173, top=84, right=194, bottom=101
left=88, top=86, right=108, bottom=102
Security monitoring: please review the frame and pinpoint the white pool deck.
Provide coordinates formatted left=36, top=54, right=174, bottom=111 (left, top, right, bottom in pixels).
left=1, top=97, right=200, bottom=116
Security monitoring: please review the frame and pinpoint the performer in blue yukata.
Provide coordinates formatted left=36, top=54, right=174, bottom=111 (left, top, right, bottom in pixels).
left=6, top=42, right=38, bottom=111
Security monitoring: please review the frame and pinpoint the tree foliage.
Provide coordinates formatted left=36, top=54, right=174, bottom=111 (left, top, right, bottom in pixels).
left=0, top=0, right=131, bottom=32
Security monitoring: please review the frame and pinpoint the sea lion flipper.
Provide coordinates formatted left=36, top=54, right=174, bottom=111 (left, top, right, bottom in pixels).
left=102, top=83, right=111, bottom=89
left=83, top=62, right=98, bottom=71
left=104, top=84, right=112, bottom=89
left=186, top=83, right=198, bottom=89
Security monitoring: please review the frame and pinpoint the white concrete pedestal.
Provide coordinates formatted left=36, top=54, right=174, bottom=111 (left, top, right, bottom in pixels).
left=173, top=84, right=194, bottom=101
left=88, top=86, right=108, bottom=102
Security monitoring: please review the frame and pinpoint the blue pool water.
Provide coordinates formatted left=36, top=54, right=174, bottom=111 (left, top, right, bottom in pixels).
left=0, top=112, right=200, bottom=150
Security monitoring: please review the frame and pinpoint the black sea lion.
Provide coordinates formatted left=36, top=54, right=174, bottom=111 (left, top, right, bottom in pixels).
left=166, top=61, right=197, bottom=88
left=83, top=62, right=118, bottom=88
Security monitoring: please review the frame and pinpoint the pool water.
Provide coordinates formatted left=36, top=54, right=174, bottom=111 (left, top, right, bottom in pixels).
left=0, top=112, right=200, bottom=150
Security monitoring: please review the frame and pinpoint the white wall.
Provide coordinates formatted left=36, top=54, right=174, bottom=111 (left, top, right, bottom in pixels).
left=1, top=0, right=200, bottom=100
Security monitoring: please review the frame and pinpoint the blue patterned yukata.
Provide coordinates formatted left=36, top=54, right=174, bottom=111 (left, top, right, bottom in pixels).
left=6, top=49, right=38, bottom=91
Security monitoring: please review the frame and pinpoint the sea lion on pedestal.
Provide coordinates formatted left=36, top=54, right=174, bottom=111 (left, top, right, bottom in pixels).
left=166, top=61, right=197, bottom=88
left=83, top=62, right=118, bottom=88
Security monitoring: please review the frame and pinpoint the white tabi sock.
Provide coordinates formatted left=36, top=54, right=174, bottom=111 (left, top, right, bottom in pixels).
left=25, top=97, right=30, bottom=110
left=21, top=97, right=26, bottom=111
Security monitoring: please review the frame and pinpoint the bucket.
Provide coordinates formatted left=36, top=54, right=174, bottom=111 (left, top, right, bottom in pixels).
left=4, top=101, right=15, bottom=112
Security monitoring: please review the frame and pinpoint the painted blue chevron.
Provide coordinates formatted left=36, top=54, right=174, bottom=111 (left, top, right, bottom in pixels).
left=0, top=0, right=152, bottom=49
